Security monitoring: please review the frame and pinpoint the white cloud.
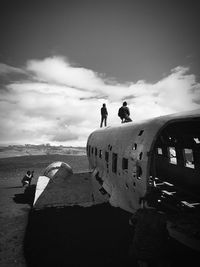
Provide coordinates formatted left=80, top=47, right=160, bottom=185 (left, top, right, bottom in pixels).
left=26, top=56, right=104, bottom=90
left=0, top=57, right=200, bottom=146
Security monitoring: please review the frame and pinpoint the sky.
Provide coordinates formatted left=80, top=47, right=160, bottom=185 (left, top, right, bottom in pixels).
left=0, top=0, right=200, bottom=146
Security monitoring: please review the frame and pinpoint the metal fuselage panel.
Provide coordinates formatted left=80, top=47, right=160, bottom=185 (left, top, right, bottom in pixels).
left=86, top=109, right=200, bottom=213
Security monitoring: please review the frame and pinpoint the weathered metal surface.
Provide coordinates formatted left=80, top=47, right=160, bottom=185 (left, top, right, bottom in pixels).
left=87, top=109, right=200, bottom=212
left=87, top=109, right=200, bottom=250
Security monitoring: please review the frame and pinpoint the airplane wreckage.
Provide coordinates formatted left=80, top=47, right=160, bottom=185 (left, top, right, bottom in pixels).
left=33, top=109, right=200, bottom=252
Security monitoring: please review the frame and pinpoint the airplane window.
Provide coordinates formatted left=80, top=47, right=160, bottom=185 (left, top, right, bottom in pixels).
left=91, top=147, right=94, bottom=154
left=105, top=151, right=109, bottom=162
left=88, top=145, right=91, bottom=156
left=122, top=158, right=128, bottom=170
left=99, top=150, right=102, bottom=158
left=138, top=130, right=144, bottom=136
left=157, top=148, right=163, bottom=155
left=95, top=147, right=97, bottom=156
left=112, top=153, right=118, bottom=173
left=168, top=147, right=177, bottom=165
left=183, top=148, right=195, bottom=169
left=136, top=165, right=142, bottom=179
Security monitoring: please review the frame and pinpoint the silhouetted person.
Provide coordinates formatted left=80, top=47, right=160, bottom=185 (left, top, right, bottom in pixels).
left=128, top=192, right=171, bottom=267
left=100, top=103, right=108, bottom=127
left=118, top=101, right=132, bottom=123
left=22, top=170, right=34, bottom=187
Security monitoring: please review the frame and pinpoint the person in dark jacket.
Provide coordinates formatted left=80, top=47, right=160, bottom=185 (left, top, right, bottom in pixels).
left=118, top=101, right=132, bottom=123
left=21, top=170, right=34, bottom=187
left=100, top=103, right=108, bottom=127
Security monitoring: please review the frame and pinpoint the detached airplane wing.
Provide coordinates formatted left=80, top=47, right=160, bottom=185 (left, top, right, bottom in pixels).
left=33, top=161, right=109, bottom=210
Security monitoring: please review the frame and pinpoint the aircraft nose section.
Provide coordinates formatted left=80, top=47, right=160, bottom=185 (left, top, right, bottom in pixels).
left=44, top=161, right=73, bottom=179
left=33, top=161, right=73, bottom=209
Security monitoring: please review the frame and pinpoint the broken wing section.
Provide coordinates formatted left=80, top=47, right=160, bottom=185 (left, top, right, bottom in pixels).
left=33, top=176, right=50, bottom=206
left=33, top=161, right=94, bottom=209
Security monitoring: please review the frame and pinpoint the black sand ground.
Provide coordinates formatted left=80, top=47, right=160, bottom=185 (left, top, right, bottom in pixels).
left=24, top=205, right=200, bottom=267
left=24, top=204, right=133, bottom=267
left=0, top=155, right=89, bottom=266
left=0, top=155, right=200, bottom=267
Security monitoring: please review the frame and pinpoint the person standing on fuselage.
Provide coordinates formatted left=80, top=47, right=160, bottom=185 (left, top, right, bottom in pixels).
left=100, top=103, right=108, bottom=127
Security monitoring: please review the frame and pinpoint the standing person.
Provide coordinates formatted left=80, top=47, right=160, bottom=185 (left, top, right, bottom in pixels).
left=118, top=101, right=132, bottom=123
left=100, top=103, right=108, bottom=127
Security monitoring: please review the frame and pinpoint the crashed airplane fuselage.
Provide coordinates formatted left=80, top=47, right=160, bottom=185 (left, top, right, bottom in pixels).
left=87, top=109, right=200, bottom=213
left=33, top=109, right=200, bottom=250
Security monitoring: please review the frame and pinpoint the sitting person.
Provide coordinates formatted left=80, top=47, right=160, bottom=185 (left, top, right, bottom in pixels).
left=21, top=170, right=34, bottom=187
left=118, top=101, right=132, bottom=123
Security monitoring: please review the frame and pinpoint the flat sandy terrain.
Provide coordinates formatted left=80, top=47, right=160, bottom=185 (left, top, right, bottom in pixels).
left=0, top=154, right=200, bottom=267
left=0, top=155, right=90, bottom=266
left=0, top=155, right=132, bottom=267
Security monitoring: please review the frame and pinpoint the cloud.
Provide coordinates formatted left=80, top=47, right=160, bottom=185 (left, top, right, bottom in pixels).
left=26, top=56, right=104, bottom=90
left=0, top=56, right=200, bottom=146
left=0, top=63, right=26, bottom=75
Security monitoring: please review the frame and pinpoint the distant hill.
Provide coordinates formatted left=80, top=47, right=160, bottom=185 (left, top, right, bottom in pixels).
left=0, top=145, right=86, bottom=159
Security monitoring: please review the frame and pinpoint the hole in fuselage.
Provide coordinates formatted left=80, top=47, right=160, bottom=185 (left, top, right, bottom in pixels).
left=150, top=119, right=200, bottom=211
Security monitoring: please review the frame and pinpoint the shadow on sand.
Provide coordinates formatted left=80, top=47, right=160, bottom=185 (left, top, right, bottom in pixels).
left=21, top=184, right=200, bottom=267
left=23, top=203, right=200, bottom=267
left=24, top=203, right=134, bottom=267
left=13, top=185, right=36, bottom=206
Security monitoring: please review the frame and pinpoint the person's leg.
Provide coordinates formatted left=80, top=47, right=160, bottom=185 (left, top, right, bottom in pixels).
left=125, top=116, right=132, bottom=122
left=100, top=116, right=103, bottom=127
left=104, top=116, right=107, bottom=127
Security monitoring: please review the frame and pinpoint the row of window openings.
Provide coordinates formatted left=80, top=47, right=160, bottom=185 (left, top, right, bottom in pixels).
left=88, top=129, right=145, bottom=159
left=88, top=146, right=128, bottom=172
left=157, top=147, right=195, bottom=169
left=89, top=145, right=143, bottom=160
